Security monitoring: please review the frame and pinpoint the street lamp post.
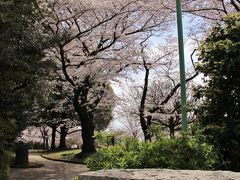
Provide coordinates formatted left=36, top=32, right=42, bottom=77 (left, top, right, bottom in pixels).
left=176, top=0, right=188, bottom=132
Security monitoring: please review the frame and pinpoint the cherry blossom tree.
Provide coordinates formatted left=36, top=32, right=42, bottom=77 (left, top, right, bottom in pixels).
left=116, top=0, right=239, bottom=140
left=159, top=0, right=240, bottom=45
left=137, top=44, right=176, bottom=140
left=160, top=0, right=239, bottom=21
left=35, top=0, right=173, bottom=154
left=117, top=40, right=198, bottom=139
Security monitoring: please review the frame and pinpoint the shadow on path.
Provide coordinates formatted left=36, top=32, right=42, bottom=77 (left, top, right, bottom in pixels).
left=9, top=153, right=88, bottom=180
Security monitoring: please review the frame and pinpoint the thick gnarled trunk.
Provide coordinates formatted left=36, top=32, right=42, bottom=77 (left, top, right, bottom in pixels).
left=79, top=111, right=96, bottom=153
left=73, top=86, right=96, bottom=154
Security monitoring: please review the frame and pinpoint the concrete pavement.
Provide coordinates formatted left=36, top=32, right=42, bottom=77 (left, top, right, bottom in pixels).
left=9, top=153, right=88, bottom=180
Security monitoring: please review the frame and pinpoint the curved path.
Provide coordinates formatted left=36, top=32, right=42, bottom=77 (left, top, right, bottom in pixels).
left=9, top=153, right=88, bottom=180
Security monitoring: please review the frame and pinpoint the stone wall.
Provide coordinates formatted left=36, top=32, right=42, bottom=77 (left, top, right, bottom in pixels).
left=79, top=169, right=240, bottom=180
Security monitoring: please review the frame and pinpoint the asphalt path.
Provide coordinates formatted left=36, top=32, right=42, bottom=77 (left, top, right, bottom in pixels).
left=9, top=153, right=88, bottom=180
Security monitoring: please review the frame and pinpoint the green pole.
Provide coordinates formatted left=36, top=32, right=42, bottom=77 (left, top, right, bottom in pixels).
left=176, top=0, right=188, bottom=132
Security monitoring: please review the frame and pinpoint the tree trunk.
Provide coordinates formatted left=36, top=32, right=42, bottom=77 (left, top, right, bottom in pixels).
left=40, top=127, right=48, bottom=150
left=139, top=59, right=151, bottom=141
left=43, top=137, right=46, bottom=150
left=58, top=124, right=68, bottom=149
left=169, top=126, right=175, bottom=139
left=51, top=126, right=56, bottom=150
left=80, top=113, right=96, bottom=153
left=169, top=117, right=175, bottom=139
left=73, top=87, right=96, bottom=154
left=146, top=115, right=152, bottom=141
left=15, top=142, right=28, bottom=166
left=46, top=137, right=49, bottom=150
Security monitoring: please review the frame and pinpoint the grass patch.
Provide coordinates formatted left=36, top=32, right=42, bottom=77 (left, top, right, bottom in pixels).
left=42, top=149, right=86, bottom=164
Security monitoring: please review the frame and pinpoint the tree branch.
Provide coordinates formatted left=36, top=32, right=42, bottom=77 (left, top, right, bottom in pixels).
left=67, top=129, right=81, bottom=135
left=150, top=72, right=198, bottom=113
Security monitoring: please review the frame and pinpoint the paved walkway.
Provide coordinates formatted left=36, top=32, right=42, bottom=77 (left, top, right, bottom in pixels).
left=9, top=153, right=88, bottom=180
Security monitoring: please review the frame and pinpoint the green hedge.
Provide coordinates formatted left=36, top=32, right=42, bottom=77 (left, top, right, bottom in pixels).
left=86, top=135, right=219, bottom=171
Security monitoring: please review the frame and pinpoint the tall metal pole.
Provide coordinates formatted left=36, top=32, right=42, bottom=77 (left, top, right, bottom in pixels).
left=176, top=0, right=188, bottom=132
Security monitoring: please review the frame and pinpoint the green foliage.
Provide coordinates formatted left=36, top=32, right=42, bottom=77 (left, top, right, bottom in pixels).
left=92, top=84, right=115, bottom=132
left=0, top=1, right=53, bottom=177
left=73, top=176, right=79, bottom=180
left=141, top=134, right=218, bottom=170
left=0, top=0, right=53, bottom=143
left=86, top=137, right=141, bottom=170
left=146, top=124, right=165, bottom=139
left=94, top=131, right=121, bottom=148
left=38, top=75, right=77, bottom=130
left=93, top=131, right=110, bottom=148
left=93, top=108, right=114, bottom=131
left=194, top=13, right=240, bottom=171
left=0, top=145, right=9, bottom=180
left=86, top=134, right=218, bottom=171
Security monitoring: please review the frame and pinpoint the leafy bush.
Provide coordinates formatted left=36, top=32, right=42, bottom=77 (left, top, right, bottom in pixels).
left=93, top=131, right=109, bottom=148
left=94, top=131, right=124, bottom=148
left=140, top=134, right=218, bottom=170
left=86, top=134, right=219, bottom=171
left=86, top=137, right=142, bottom=170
